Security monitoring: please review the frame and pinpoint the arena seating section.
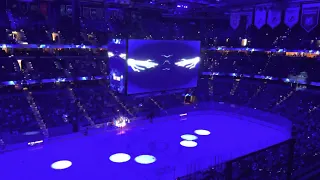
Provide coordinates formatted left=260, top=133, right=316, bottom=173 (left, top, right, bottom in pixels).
left=0, top=4, right=320, bottom=179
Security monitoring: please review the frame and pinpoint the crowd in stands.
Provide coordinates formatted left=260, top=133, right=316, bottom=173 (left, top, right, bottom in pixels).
left=0, top=2, right=319, bottom=179
left=203, top=51, right=320, bottom=82
left=196, top=76, right=320, bottom=179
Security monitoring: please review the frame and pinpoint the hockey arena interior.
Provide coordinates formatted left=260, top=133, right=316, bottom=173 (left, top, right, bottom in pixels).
left=0, top=0, right=320, bottom=180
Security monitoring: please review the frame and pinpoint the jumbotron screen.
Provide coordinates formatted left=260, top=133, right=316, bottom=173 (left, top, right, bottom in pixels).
left=127, top=39, right=201, bottom=94
left=108, top=39, right=126, bottom=93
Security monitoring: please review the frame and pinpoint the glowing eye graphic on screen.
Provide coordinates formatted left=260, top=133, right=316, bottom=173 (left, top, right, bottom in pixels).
left=119, top=53, right=126, bottom=59
left=127, top=58, right=158, bottom=72
left=162, top=60, right=171, bottom=65
left=175, top=57, right=200, bottom=69
left=161, top=54, right=173, bottom=58
left=108, top=52, right=114, bottom=58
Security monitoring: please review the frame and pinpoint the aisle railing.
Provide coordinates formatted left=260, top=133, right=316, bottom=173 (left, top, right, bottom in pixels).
left=179, top=138, right=295, bottom=180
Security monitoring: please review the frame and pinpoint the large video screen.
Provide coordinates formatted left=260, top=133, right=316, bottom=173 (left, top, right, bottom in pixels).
left=127, top=40, right=201, bottom=94
left=108, top=39, right=127, bottom=93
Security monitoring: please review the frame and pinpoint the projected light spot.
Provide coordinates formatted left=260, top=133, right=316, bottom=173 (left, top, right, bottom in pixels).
left=194, top=129, right=211, bottom=136
left=23, top=131, right=40, bottom=135
left=51, top=160, right=72, bottom=170
left=109, top=153, right=131, bottom=163
left=135, top=155, right=156, bottom=164
left=181, top=134, right=198, bottom=141
left=180, top=140, right=198, bottom=147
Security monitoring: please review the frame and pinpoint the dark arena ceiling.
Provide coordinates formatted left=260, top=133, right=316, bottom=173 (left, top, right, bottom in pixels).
left=59, top=0, right=318, bottom=12
left=117, top=0, right=291, bottom=19
left=113, top=0, right=290, bottom=8
left=101, top=0, right=314, bottom=17
left=32, top=0, right=320, bottom=19
left=135, top=0, right=319, bottom=8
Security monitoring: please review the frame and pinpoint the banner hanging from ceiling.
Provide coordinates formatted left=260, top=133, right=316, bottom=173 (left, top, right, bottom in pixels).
left=284, top=7, right=300, bottom=28
left=39, top=2, right=48, bottom=17
left=82, top=7, right=90, bottom=19
left=106, top=8, right=123, bottom=21
left=19, top=2, right=30, bottom=15
left=82, top=7, right=104, bottom=20
left=110, top=0, right=130, bottom=4
left=267, top=9, right=281, bottom=29
left=300, top=3, right=320, bottom=32
left=66, top=5, right=73, bottom=17
left=90, top=8, right=97, bottom=20
left=246, top=12, right=253, bottom=29
left=254, top=7, right=267, bottom=29
left=230, top=12, right=241, bottom=30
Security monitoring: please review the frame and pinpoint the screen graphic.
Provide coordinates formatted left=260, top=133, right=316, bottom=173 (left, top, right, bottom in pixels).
left=127, top=40, right=201, bottom=94
left=108, top=39, right=127, bottom=93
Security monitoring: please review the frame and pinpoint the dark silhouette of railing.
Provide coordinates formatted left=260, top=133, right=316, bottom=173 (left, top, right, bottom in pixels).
left=179, top=138, right=295, bottom=180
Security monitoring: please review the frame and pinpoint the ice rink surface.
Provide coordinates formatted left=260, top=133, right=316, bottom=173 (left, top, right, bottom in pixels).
left=0, top=110, right=291, bottom=180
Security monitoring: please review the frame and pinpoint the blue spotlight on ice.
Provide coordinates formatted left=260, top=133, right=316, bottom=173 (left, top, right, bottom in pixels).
left=194, top=129, right=211, bottom=136
left=181, top=134, right=198, bottom=141
left=180, top=140, right=197, bottom=147
left=51, top=160, right=72, bottom=170
left=134, top=155, right=156, bottom=164
left=109, top=153, right=131, bottom=163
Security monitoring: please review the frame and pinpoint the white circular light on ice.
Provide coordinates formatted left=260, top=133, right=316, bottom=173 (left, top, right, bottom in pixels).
left=181, top=134, right=198, bottom=141
left=109, top=153, right=131, bottom=163
left=134, top=155, right=156, bottom=164
left=180, top=140, right=198, bottom=147
left=51, top=160, right=72, bottom=170
left=194, top=129, right=211, bottom=136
